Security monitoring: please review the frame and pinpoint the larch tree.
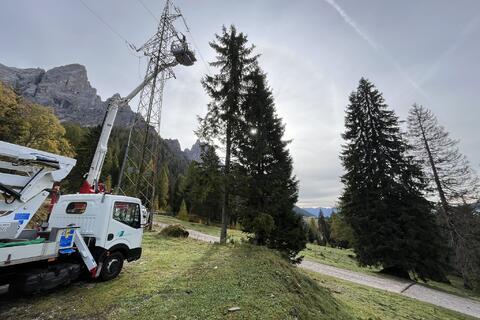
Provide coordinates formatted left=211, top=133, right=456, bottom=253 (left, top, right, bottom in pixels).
left=407, top=104, right=479, bottom=207
left=198, top=25, right=258, bottom=244
left=407, top=104, right=480, bottom=289
left=177, top=199, right=189, bottom=221
left=340, top=78, right=447, bottom=281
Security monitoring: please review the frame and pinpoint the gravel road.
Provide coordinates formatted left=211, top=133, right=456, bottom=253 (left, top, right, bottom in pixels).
left=155, top=222, right=480, bottom=318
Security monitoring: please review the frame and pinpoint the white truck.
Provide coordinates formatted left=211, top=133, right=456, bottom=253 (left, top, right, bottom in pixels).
left=0, top=142, right=146, bottom=291
left=0, top=40, right=195, bottom=294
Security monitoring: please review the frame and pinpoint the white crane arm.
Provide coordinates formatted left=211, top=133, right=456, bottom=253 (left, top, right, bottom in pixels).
left=82, top=61, right=178, bottom=192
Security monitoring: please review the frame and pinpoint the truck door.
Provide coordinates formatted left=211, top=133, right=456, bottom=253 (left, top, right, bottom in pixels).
left=106, top=202, right=143, bottom=250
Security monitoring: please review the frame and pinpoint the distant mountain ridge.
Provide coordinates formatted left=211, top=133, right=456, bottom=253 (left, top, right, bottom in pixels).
left=300, top=207, right=337, bottom=217
left=293, top=206, right=315, bottom=217
left=0, top=62, right=135, bottom=127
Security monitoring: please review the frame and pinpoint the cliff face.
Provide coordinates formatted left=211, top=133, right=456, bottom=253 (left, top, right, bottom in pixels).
left=164, top=139, right=203, bottom=162
left=183, top=139, right=202, bottom=162
left=0, top=63, right=134, bottom=126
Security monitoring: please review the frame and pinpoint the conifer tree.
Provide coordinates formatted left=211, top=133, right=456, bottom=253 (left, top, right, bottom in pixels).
left=407, top=104, right=480, bottom=289
left=235, top=67, right=306, bottom=261
left=177, top=199, right=189, bottom=221
left=340, top=78, right=447, bottom=281
left=158, top=164, right=170, bottom=212
left=181, top=146, right=223, bottom=223
left=199, top=25, right=258, bottom=244
left=318, top=209, right=330, bottom=246
left=407, top=104, right=479, bottom=206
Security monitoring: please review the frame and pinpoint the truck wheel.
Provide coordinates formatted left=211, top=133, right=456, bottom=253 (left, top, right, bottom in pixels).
left=99, top=252, right=124, bottom=281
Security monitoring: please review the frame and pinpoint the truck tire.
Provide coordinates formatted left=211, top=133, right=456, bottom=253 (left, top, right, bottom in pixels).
left=99, top=252, right=124, bottom=281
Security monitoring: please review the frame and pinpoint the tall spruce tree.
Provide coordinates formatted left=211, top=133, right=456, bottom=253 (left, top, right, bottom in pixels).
left=235, top=67, right=306, bottom=262
left=199, top=25, right=258, bottom=244
left=340, top=78, right=447, bottom=281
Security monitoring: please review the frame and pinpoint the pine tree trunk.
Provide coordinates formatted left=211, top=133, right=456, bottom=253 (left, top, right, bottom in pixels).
left=220, top=123, right=232, bottom=244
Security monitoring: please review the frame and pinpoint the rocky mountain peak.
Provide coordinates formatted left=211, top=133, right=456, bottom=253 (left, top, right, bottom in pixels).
left=183, top=140, right=202, bottom=162
left=0, top=62, right=134, bottom=127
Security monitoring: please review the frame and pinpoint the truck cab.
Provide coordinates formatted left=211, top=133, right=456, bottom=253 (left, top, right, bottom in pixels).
left=49, top=194, right=145, bottom=280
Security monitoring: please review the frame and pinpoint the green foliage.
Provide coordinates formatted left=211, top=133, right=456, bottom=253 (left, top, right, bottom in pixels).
left=251, top=212, right=275, bottom=243
left=63, top=122, right=88, bottom=147
left=317, top=210, right=330, bottom=246
left=329, top=212, right=354, bottom=248
left=0, top=82, right=74, bottom=156
left=305, top=218, right=321, bottom=244
left=158, top=164, right=169, bottom=211
left=232, top=67, right=306, bottom=262
left=159, top=224, right=189, bottom=238
left=199, top=25, right=259, bottom=243
left=340, top=78, right=447, bottom=281
left=177, top=199, right=189, bottom=221
left=180, top=146, right=223, bottom=223
left=200, top=26, right=306, bottom=258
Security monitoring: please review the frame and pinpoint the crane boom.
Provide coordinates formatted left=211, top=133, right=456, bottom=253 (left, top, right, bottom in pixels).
left=80, top=61, right=179, bottom=193
left=80, top=38, right=195, bottom=194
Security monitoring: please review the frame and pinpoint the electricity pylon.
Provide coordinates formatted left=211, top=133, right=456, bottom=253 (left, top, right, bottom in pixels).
left=116, top=0, right=195, bottom=215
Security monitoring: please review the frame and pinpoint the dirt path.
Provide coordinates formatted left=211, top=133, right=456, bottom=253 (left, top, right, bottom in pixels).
left=155, top=223, right=480, bottom=318
left=301, top=260, right=480, bottom=318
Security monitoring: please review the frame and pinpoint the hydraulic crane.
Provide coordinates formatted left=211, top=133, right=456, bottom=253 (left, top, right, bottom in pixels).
left=80, top=41, right=195, bottom=194
left=0, top=39, right=195, bottom=294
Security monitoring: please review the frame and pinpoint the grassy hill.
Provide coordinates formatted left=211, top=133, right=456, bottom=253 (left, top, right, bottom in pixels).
left=0, top=233, right=352, bottom=320
left=0, top=221, right=474, bottom=319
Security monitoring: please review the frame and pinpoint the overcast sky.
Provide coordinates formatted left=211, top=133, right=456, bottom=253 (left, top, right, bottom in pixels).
left=1, top=0, right=479, bottom=207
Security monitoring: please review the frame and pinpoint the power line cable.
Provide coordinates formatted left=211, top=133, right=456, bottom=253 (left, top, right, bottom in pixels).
left=136, top=0, right=160, bottom=23
left=175, top=7, right=211, bottom=76
left=78, top=0, right=142, bottom=58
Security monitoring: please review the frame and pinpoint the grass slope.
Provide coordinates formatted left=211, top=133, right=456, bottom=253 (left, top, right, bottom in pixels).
left=155, top=216, right=480, bottom=303
left=0, top=233, right=351, bottom=320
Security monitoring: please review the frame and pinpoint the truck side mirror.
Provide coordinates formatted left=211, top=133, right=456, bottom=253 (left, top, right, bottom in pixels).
left=140, top=206, right=149, bottom=227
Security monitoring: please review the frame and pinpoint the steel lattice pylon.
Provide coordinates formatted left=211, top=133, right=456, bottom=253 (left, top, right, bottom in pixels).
left=116, top=0, right=183, bottom=211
